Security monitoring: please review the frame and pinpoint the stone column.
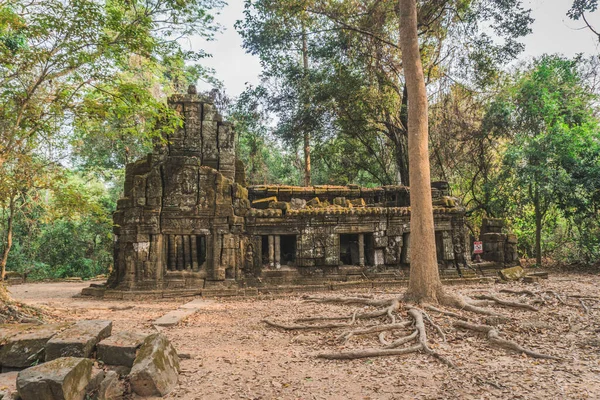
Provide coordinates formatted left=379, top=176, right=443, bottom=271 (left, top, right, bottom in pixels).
left=168, top=235, right=176, bottom=271
left=274, top=235, right=281, bottom=269
left=176, top=235, right=184, bottom=271
left=183, top=235, right=191, bottom=271
left=268, top=235, right=275, bottom=268
left=358, top=233, right=365, bottom=267
left=191, top=236, right=199, bottom=271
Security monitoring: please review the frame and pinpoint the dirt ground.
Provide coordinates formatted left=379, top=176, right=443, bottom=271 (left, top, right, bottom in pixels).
left=8, top=274, right=600, bottom=400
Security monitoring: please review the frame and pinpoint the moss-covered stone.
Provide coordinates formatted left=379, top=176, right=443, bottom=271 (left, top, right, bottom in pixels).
left=0, top=323, right=70, bottom=368
left=499, top=266, right=526, bottom=281
left=129, top=333, right=180, bottom=396
left=17, top=357, right=92, bottom=400
left=45, top=320, right=112, bottom=361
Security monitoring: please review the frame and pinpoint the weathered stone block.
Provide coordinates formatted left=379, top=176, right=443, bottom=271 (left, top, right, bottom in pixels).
left=0, top=371, right=19, bottom=400
left=306, top=197, right=321, bottom=207
left=97, top=331, right=146, bottom=368
left=17, top=357, right=93, bottom=400
left=499, top=266, right=526, bottom=281
left=129, top=333, right=180, bottom=397
left=251, top=196, right=277, bottom=209
left=95, top=371, right=126, bottom=400
left=0, top=323, right=68, bottom=368
left=45, top=320, right=112, bottom=361
left=290, top=198, right=306, bottom=210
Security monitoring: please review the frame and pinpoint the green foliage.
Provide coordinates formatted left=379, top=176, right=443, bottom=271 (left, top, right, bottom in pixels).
left=5, top=173, right=116, bottom=280
left=481, top=55, right=600, bottom=263
left=0, top=0, right=223, bottom=280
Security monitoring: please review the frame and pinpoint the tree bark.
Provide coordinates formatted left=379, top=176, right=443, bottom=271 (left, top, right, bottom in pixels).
left=534, top=184, right=542, bottom=266
left=0, top=196, right=15, bottom=281
left=302, top=27, right=311, bottom=187
left=398, top=0, right=442, bottom=302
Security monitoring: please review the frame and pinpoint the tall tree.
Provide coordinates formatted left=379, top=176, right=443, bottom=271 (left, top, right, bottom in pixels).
left=399, top=0, right=441, bottom=302
left=492, top=56, right=600, bottom=266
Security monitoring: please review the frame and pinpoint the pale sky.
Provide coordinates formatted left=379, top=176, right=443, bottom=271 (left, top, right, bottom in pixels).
left=191, top=0, right=600, bottom=97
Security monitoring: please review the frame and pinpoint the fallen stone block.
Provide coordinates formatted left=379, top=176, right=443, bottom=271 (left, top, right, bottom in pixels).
left=17, top=357, right=93, bottom=400
left=0, top=371, right=19, bottom=400
left=129, top=333, right=180, bottom=396
left=0, top=323, right=69, bottom=368
left=45, top=320, right=112, bottom=361
left=153, top=309, right=197, bottom=327
left=499, top=265, right=526, bottom=281
left=97, top=331, right=146, bottom=367
left=95, top=371, right=126, bottom=400
left=251, top=196, right=277, bottom=209
left=85, top=367, right=105, bottom=391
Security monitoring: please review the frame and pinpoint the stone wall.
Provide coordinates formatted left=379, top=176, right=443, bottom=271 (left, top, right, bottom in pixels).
left=480, top=218, right=519, bottom=267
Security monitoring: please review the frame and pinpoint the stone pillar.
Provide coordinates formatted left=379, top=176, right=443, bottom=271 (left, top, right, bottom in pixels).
left=191, top=236, right=199, bottom=271
left=176, top=235, right=184, bottom=271
left=168, top=235, right=176, bottom=271
left=183, top=235, right=191, bottom=270
left=268, top=235, right=274, bottom=268
left=274, top=235, right=281, bottom=269
left=358, top=233, right=365, bottom=267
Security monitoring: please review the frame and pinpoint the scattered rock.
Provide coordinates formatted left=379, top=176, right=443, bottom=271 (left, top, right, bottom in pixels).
left=290, top=198, right=306, bottom=210
left=0, top=371, right=19, bottom=400
left=129, top=333, right=180, bottom=397
left=0, top=323, right=68, bottom=368
left=97, top=331, right=146, bottom=367
left=499, top=266, right=526, bottom=281
left=17, top=357, right=93, bottom=400
left=45, top=320, right=112, bottom=361
left=84, top=367, right=105, bottom=394
left=153, top=309, right=197, bottom=327
left=96, top=371, right=126, bottom=400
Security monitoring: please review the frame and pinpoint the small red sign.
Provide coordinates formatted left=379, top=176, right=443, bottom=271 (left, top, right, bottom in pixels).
left=473, top=241, right=483, bottom=254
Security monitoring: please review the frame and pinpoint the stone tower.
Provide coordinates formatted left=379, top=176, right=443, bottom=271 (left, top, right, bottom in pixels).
left=108, top=87, right=249, bottom=291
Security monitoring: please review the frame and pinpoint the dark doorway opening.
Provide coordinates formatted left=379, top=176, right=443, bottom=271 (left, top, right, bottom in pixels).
left=261, top=235, right=269, bottom=265
left=340, top=234, right=360, bottom=265
left=364, top=233, right=374, bottom=266
left=280, top=235, right=297, bottom=265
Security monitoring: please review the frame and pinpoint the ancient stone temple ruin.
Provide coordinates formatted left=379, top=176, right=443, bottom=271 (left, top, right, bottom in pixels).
left=104, top=87, right=471, bottom=295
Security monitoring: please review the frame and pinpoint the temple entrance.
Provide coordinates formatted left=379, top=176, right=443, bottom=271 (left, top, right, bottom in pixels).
left=165, top=234, right=206, bottom=271
left=280, top=235, right=297, bottom=266
left=340, top=234, right=360, bottom=266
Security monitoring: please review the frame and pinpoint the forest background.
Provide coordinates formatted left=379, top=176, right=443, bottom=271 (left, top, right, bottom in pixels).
left=1, top=0, right=599, bottom=281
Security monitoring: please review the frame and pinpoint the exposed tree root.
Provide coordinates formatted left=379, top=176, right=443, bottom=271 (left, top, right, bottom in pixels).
left=454, top=321, right=560, bottom=360
left=265, top=287, right=565, bottom=366
left=474, top=294, right=539, bottom=311
left=0, top=286, right=46, bottom=324
left=263, top=320, right=352, bottom=330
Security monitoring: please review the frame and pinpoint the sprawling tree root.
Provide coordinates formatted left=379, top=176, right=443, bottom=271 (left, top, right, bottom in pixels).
left=454, top=321, right=560, bottom=360
left=500, top=288, right=599, bottom=314
left=264, top=288, right=565, bottom=366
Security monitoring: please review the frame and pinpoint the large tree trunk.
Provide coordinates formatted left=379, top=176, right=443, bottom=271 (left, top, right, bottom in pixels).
left=302, top=27, right=311, bottom=187
left=533, top=184, right=542, bottom=266
left=0, top=196, right=15, bottom=281
left=399, top=0, right=443, bottom=302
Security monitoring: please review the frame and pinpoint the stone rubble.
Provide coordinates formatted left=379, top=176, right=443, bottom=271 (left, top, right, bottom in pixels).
left=0, top=319, right=180, bottom=399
